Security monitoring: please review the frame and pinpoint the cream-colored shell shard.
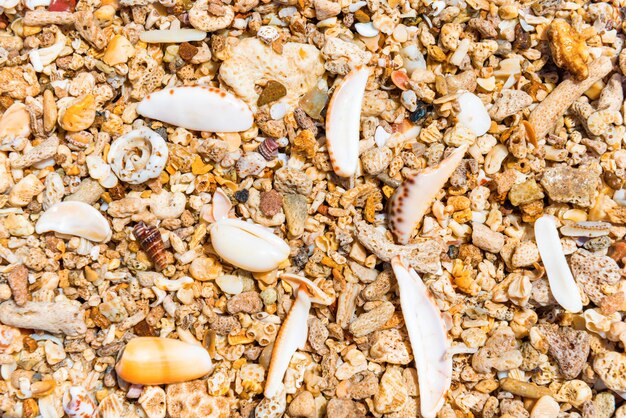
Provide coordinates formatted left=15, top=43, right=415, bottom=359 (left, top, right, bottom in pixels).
left=139, top=29, right=207, bottom=43
left=326, top=67, right=370, bottom=177
left=389, top=144, right=468, bottom=244
left=534, top=215, right=583, bottom=313
left=35, top=201, right=112, bottom=243
left=107, top=127, right=168, bottom=185
left=210, top=219, right=289, bottom=272
left=391, top=256, right=451, bottom=418
left=456, top=92, right=491, bottom=137
left=0, top=102, right=30, bottom=140
left=219, top=38, right=325, bottom=109
left=137, top=86, right=253, bottom=133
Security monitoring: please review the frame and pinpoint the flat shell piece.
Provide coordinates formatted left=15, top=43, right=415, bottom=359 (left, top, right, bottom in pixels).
left=389, top=144, right=468, bottom=244
left=534, top=215, right=583, bottom=313
left=137, top=86, right=253, bottom=133
left=139, top=29, right=207, bottom=43
left=35, top=201, right=112, bottom=242
left=326, top=67, right=370, bottom=177
left=560, top=221, right=611, bottom=238
left=391, top=256, right=451, bottom=418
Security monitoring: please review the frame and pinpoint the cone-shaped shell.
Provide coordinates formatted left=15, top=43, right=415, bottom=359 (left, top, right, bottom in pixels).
left=35, top=201, right=112, bottom=242
left=325, top=67, right=370, bottom=177
left=534, top=215, right=583, bottom=313
left=389, top=144, right=468, bottom=244
left=137, top=86, right=253, bottom=133
left=115, top=337, right=213, bottom=385
left=210, top=219, right=289, bottom=272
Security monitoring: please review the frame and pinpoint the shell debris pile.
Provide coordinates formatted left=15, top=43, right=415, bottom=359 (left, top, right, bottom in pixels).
left=2, top=0, right=626, bottom=417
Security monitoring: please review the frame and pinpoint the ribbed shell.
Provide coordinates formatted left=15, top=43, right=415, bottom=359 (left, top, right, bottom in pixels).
left=133, top=222, right=166, bottom=270
left=258, top=138, right=278, bottom=161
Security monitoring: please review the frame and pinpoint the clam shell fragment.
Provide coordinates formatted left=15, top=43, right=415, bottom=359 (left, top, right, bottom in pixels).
left=534, top=215, right=583, bottom=313
left=210, top=219, right=290, bottom=272
left=325, top=67, right=370, bottom=177
left=137, top=86, right=253, bottom=133
left=389, top=144, right=468, bottom=244
left=35, top=201, right=112, bottom=243
left=107, top=127, right=168, bottom=185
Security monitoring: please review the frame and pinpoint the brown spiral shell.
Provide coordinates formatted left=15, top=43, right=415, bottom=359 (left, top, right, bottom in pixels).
left=258, top=138, right=278, bottom=161
left=133, top=222, right=167, bottom=270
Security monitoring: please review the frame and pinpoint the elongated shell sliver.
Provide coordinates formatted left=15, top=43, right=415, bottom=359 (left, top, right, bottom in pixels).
left=115, top=337, right=213, bottom=385
left=35, top=201, right=112, bottom=242
left=534, top=215, right=583, bottom=313
left=210, top=219, right=290, bottom=272
left=137, top=86, right=253, bottom=132
left=391, top=256, right=451, bottom=418
left=389, top=144, right=468, bottom=244
left=325, top=67, right=370, bottom=177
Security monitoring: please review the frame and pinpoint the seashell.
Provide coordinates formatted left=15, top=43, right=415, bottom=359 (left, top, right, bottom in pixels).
left=107, top=127, right=168, bottom=185
left=139, top=29, right=207, bottom=43
left=63, top=386, right=97, bottom=418
left=138, top=386, right=166, bottom=418
left=456, top=91, right=491, bottom=137
left=9, top=174, right=44, bottom=207
left=614, top=189, right=626, bottom=206
left=258, top=137, right=279, bottom=161
left=264, top=273, right=332, bottom=398
left=210, top=218, right=290, bottom=272
left=0, top=324, right=23, bottom=354
left=534, top=215, right=583, bottom=313
left=0, top=102, right=31, bottom=140
left=133, top=222, right=167, bottom=270
left=35, top=201, right=112, bottom=242
left=96, top=394, right=123, bottom=418
left=215, top=275, right=244, bottom=295
left=391, top=256, right=451, bottom=418
left=325, top=66, right=370, bottom=177
left=115, top=337, right=213, bottom=385
left=389, top=144, right=468, bottom=244
left=102, top=35, right=135, bottom=67
left=58, top=94, right=96, bottom=132
left=30, top=28, right=66, bottom=71
left=257, top=26, right=280, bottom=44
left=560, top=221, right=611, bottom=238
left=530, top=395, right=560, bottom=418
left=355, top=22, right=379, bottom=37
left=137, top=86, right=253, bottom=133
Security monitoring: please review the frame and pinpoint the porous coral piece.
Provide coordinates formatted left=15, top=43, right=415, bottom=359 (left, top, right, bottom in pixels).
left=0, top=300, right=86, bottom=336
left=535, top=324, right=589, bottom=379
left=540, top=165, right=601, bottom=207
left=6, top=264, right=29, bottom=307
left=166, top=380, right=230, bottom=417
left=548, top=19, right=589, bottom=81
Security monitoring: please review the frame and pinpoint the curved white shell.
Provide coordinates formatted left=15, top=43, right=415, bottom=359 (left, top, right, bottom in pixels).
left=35, top=201, right=112, bottom=243
left=457, top=92, right=491, bottom=137
left=560, top=221, right=611, bottom=238
left=391, top=256, right=451, bottom=418
left=210, top=219, right=290, bottom=272
left=326, top=67, right=370, bottom=177
left=280, top=273, right=333, bottom=305
left=139, top=29, right=207, bottom=43
left=63, top=386, right=97, bottom=418
left=137, top=86, right=253, bottom=133
left=389, top=144, right=468, bottom=244
left=107, top=127, right=168, bottom=185
left=534, top=215, right=583, bottom=313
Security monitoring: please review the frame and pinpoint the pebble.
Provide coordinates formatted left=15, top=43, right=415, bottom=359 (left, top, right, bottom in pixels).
left=215, top=275, right=244, bottom=295
left=472, top=222, right=505, bottom=253
left=540, top=164, right=601, bottom=208
left=236, top=152, right=267, bottom=178
left=234, top=189, right=250, bottom=203
left=508, top=179, right=545, bottom=206
left=260, top=287, right=277, bottom=305
left=44, top=340, right=67, bottom=364
left=287, top=390, right=316, bottom=418
left=369, top=329, right=411, bottom=364
left=257, top=80, right=287, bottom=107
left=259, top=190, right=283, bottom=217
left=536, top=324, right=590, bottom=379
left=326, top=399, right=363, bottom=418
left=283, top=193, right=307, bottom=237
left=361, top=146, right=392, bottom=175
left=374, top=366, right=408, bottom=414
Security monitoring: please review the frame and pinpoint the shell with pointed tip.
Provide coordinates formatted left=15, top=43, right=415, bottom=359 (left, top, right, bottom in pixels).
left=325, top=67, right=370, bottom=177
left=456, top=92, right=491, bottom=137
left=389, top=144, right=468, bottom=244
left=212, top=188, right=232, bottom=222
left=115, top=337, right=213, bottom=385
left=63, top=386, right=97, bottom=418
left=137, top=86, right=253, bottom=133
left=210, top=219, right=289, bottom=272
left=391, top=256, right=451, bottom=418
left=107, top=127, right=168, bottom=185
left=534, top=215, right=583, bottom=313
left=35, top=201, right=112, bottom=242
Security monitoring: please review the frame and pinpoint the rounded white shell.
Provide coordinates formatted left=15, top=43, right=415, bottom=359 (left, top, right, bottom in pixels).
left=456, top=92, right=491, bottom=137
left=107, top=127, right=168, bottom=185
left=35, top=201, right=112, bottom=243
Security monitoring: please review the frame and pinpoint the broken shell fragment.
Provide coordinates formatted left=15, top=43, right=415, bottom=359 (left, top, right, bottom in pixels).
left=389, top=144, right=468, bottom=244
left=107, top=127, right=168, bottom=185
left=456, top=92, right=491, bottom=137
left=0, top=102, right=31, bottom=140
left=264, top=273, right=332, bottom=399
left=391, top=256, right=451, bottom=418
left=63, top=386, right=97, bottom=418
left=139, top=28, right=207, bottom=43
left=210, top=219, right=289, bottom=272
left=560, top=221, right=611, bottom=238
left=115, top=337, right=213, bottom=385
left=325, top=67, right=370, bottom=177
left=534, top=215, right=583, bottom=313
left=137, top=86, right=253, bottom=133
left=35, top=201, right=112, bottom=243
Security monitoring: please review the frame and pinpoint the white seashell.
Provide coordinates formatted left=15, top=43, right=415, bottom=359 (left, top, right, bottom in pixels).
left=0, top=0, right=19, bottom=7
left=534, top=215, right=583, bottom=313
left=96, top=394, right=123, bottom=418
left=614, top=189, right=626, bottom=206
left=530, top=395, right=560, bottom=418
left=139, top=29, right=207, bottom=43
left=99, top=172, right=119, bottom=188
left=264, top=273, right=332, bottom=399
left=86, top=155, right=111, bottom=181
left=560, top=221, right=611, bottom=238
left=210, top=219, right=289, bottom=272
left=107, top=127, right=167, bottom=185
left=257, top=26, right=280, bottom=43
left=450, top=38, right=471, bottom=67
left=355, top=22, right=379, bottom=37
left=212, top=188, right=232, bottom=222
left=348, top=1, right=367, bottom=12
left=374, top=125, right=391, bottom=147
left=0, top=102, right=30, bottom=140
left=31, top=29, right=66, bottom=71
left=325, top=67, right=370, bottom=177
left=24, top=0, right=50, bottom=9
left=391, top=256, right=451, bottom=418
left=215, top=275, right=244, bottom=295
left=35, top=201, right=112, bottom=243
left=389, top=144, right=468, bottom=244
left=63, top=386, right=97, bottom=418
left=154, top=275, right=193, bottom=292
left=456, top=92, right=491, bottom=137
left=137, top=86, right=253, bottom=133
left=270, top=102, right=288, bottom=120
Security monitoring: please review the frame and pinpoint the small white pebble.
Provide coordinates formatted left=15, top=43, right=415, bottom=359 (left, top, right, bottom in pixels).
left=374, top=126, right=392, bottom=148
left=355, top=22, right=379, bottom=38
left=348, top=1, right=367, bottom=12
left=216, top=275, right=244, bottom=295
left=270, top=102, right=288, bottom=120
